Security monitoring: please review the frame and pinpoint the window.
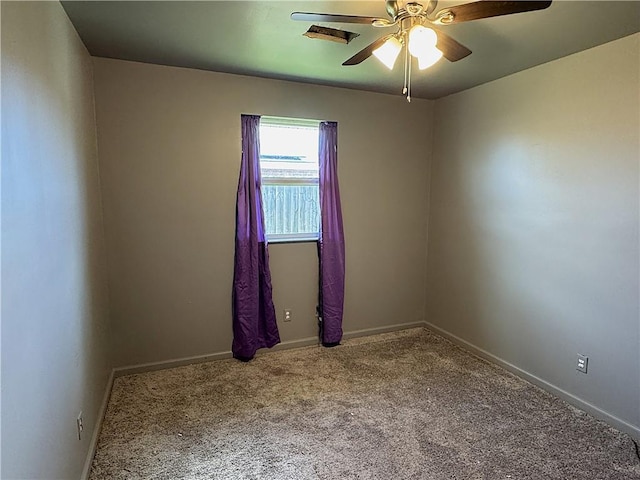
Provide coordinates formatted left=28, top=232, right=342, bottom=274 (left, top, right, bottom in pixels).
left=259, top=116, right=320, bottom=242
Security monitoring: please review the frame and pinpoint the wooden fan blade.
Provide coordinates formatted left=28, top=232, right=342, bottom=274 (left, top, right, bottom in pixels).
left=342, top=34, right=394, bottom=66
left=435, top=31, right=472, bottom=62
left=434, top=1, right=552, bottom=24
left=291, top=12, right=385, bottom=25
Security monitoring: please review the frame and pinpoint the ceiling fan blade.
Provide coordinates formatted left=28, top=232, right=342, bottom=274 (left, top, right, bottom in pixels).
left=291, top=12, right=386, bottom=25
left=434, top=1, right=552, bottom=24
left=435, top=31, right=472, bottom=62
left=342, top=34, right=394, bottom=66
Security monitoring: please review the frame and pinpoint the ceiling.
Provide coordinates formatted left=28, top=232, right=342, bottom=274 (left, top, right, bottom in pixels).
left=61, top=1, right=640, bottom=100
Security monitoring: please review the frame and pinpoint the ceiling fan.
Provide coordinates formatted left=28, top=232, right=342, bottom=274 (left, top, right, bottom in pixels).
left=292, top=0, right=552, bottom=101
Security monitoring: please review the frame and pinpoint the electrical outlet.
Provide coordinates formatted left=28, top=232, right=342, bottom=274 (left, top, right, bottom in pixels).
left=76, top=412, right=84, bottom=440
left=284, top=309, right=292, bottom=322
left=576, top=354, right=588, bottom=374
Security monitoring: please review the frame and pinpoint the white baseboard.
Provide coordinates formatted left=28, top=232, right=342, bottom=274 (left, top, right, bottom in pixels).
left=80, top=369, right=114, bottom=480
left=423, top=320, right=640, bottom=440
left=269, top=335, right=320, bottom=351
left=342, top=321, right=427, bottom=341
left=114, top=350, right=235, bottom=377
left=113, top=321, right=426, bottom=377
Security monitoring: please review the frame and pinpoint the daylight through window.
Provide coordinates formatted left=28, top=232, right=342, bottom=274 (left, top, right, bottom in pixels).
left=259, top=116, right=320, bottom=242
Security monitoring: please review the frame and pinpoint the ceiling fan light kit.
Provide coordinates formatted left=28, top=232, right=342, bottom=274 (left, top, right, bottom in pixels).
left=372, top=36, right=402, bottom=69
left=373, top=23, right=442, bottom=71
left=416, top=46, right=443, bottom=70
left=292, top=0, right=553, bottom=102
left=372, top=22, right=444, bottom=101
left=407, top=25, right=441, bottom=70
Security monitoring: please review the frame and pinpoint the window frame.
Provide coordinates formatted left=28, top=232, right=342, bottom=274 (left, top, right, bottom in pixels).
left=259, top=116, right=321, bottom=244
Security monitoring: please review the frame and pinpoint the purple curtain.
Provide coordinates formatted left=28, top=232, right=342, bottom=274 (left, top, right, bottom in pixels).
left=318, top=121, right=345, bottom=346
left=232, top=115, right=280, bottom=361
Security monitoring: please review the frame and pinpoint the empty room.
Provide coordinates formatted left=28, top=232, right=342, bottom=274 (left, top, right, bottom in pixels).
left=2, top=1, right=639, bottom=479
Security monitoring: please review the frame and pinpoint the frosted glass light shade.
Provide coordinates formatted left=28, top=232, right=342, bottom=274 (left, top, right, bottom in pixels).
left=417, top=47, right=443, bottom=70
left=373, top=36, right=402, bottom=70
left=408, top=25, right=437, bottom=58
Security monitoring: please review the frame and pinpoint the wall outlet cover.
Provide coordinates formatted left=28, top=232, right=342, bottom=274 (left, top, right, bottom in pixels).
left=577, top=354, right=588, bottom=374
left=77, top=412, right=84, bottom=440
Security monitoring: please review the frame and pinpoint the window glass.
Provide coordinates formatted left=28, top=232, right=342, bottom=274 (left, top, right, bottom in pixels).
left=259, top=117, right=320, bottom=242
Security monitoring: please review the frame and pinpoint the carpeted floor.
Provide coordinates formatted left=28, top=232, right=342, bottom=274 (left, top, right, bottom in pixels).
left=90, top=328, right=640, bottom=479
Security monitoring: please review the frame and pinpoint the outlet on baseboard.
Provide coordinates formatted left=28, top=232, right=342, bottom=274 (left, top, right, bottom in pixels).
left=576, top=354, right=588, bottom=374
left=77, top=412, right=84, bottom=440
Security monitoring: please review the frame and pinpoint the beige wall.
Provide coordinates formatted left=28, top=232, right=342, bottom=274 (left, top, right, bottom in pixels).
left=427, top=33, right=639, bottom=435
left=1, top=2, right=112, bottom=478
left=92, top=58, right=434, bottom=368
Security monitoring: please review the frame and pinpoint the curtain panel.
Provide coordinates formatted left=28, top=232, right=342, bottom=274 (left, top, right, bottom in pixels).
left=318, top=121, right=345, bottom=346
left=232, top=115, right=280, bottom=361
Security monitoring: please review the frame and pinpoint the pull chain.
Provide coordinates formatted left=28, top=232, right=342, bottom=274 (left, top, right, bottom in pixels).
left=402, top=38, right=408, bottom=96
left=401, top=36, right=412, bottom=103
left=407, top=53, right=412, bottom=103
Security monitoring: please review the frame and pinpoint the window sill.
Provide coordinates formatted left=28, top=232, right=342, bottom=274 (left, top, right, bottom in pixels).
left=267, top=236, right=319, bottom=245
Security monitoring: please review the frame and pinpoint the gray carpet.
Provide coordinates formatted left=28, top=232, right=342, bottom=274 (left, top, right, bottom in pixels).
left=90, top=328, right=639, bottom=479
